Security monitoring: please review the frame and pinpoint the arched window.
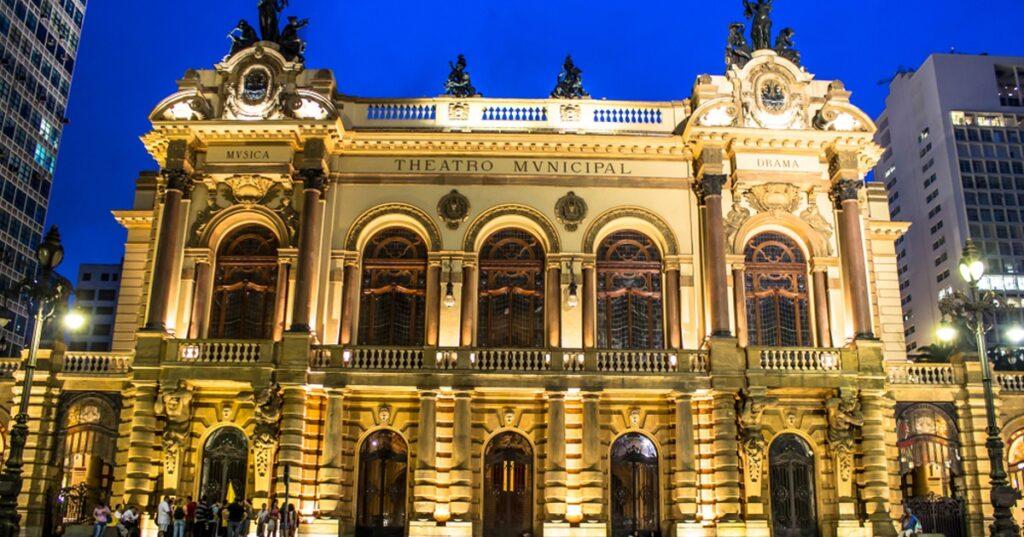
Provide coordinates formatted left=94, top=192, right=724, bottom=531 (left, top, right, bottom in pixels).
left=769, top=434, right=818, bottom=537
left=610, top=432, right=659, bottom=537
left=357, top=429, right=408, bottom=537
left=358, top=228, right=428, bottom=346
left=484, top=431, right=534, bottom=537
left=53, top=396, right=119, bottom=525
left=597, top=231, right=664, bottom=349
left=744, top=232, right=811, bottom=346
left=1009, top=435, right=1024, bottom=492
left=199, top=427, right=248, bottom=504
left=896, top=403, right=967, bottom=537
left=478, top=229, right=545, bottom=348
left=209, top=225, right=279, bottom=339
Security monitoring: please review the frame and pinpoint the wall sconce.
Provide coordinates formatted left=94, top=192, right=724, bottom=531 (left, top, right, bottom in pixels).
left=565, top=257, right=578, bottom=309
left=443, top=257, right=456, bottom=308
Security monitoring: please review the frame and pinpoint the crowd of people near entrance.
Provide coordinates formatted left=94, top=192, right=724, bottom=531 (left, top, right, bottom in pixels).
left=91, top=495, right=300, bottom=537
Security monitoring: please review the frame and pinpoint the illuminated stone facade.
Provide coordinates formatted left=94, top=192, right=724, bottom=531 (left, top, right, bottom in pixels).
left=4, top=23, right=1024, bottom=537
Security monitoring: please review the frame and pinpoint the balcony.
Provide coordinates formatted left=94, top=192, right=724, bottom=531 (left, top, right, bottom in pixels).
left=171, top=339, right=274, bottom=365
left=61, top=352, right=133, bottom=376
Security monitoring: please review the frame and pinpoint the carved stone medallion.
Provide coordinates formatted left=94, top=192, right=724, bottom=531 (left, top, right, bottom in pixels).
left=437, top=189, right=470, bottom=230
left=628, top=407, right=642, bottom=428
left=555, top=191, right=588, bottom=232
left=502, top=407, right=516, bottom=427
left=745, top=183, right=801, bottom=215
left=377, top=404, right=393, bottom=426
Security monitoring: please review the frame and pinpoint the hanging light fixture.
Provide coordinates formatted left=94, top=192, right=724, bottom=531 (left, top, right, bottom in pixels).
left=566, top=257, right=579, bottom=309
left=443, top=257, right=457, bottom=308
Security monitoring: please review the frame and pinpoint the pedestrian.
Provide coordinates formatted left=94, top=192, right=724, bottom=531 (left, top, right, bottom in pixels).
left=227, top=497, right=245, bottom=537
left=93, top=501, right=112, bottom=537
left=157, top=495, right=172, bottom=537
left=218, top=501, right=229, bottom=537
left=284, top=503, right=297, bottom=537
left=240, top=499, right=253, bottom=537
left=121, top=505, right=139, bottom=537
left=194, top=497, right=213, bottom=537
left=255, top=503, right=267, bottom=537
left=185, top=496, right=196, bottom=537
left=173, top=498, right=187, bottom=537
left=265, top=500, right=279, bottom=537
left=112, top=504, right=128, bottom=537
left=900, top=507, right=923, bottom=536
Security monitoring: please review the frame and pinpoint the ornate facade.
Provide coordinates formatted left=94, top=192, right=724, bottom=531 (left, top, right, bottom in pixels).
left=6, top=7, right=1024, bottom=537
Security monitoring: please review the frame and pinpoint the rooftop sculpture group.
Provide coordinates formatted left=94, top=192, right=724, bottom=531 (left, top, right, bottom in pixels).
left=727, top=0, right=800, bottom=69
left=229, top=0, right=309, bottom=62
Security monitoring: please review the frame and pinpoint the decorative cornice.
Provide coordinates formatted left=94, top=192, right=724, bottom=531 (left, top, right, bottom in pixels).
left=112, top=210, right=155, bottom=230
left=865, top=220, right=910, bottom=240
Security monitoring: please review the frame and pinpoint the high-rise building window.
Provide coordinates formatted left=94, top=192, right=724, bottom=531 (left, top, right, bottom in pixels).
left=996, top=65, right=1024, bottom=107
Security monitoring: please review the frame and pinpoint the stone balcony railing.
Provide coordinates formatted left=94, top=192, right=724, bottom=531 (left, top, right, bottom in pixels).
left=347, top=97, right=686, bottom=134
left=310, top=346, right=708, bottom=374
left=749, top=347, right=846, bottom=372
left=61, top=352, right=133, bottom=375
left=173, top=339, right=274, bottom=364
left=998, top=372, right=1024, bottom=393
left=887, top=363, right=957, bottom=386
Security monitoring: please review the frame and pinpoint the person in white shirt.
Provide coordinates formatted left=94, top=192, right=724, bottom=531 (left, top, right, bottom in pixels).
left=112, top=504, right=128, bottom=537
left=156, top=496, right=172, bottom=537
left=120, top=506, right=139, bottom=537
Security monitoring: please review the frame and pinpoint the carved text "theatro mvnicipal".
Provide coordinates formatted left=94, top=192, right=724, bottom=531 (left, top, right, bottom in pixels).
left=391, top=158, right=633, bottom=176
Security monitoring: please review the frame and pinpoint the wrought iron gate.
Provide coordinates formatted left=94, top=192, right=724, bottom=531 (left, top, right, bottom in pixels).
left=904, top=495, right=967, bottom=537
left=769, top=434, right=818, bottom=537
left=611, top=433, right=660, bottom=537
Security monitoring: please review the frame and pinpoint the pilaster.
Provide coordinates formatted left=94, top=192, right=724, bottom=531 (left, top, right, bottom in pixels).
left=317, top=388, right=346, bottom=517
left=414, top=389, right=439, bottom=519
left=544, top=391, right=568, bottom=521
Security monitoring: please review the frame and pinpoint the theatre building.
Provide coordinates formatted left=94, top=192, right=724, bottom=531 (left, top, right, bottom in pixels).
left=4, top=7, right=1024, bottom=537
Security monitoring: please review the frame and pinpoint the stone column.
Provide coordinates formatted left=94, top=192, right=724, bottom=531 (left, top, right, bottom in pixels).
left=124, top=384, right=160, bottom=507
left=425, top=260, right=441, bottom=346
left=580, top=391, right=603, bottom=520
left=339, top=260, right=360, bottom=345
left=188, top=256, right=212, bottom=339
left=544, top=391, right=567, bottom=520
left=145, top=167, right=193, bottom=331
left=289, top=169, right=327, bottom=332
left=414, top=390, right=438, bottom=518
left=546, top=263, right=561, bottom=348
left=712, top=391, right=742, bottom=521
left=318, top=389, right=346, bottom=517
left=450, top=390, right=473, bottom=520
left=274, top=386, right=306, bottom=498
left=670, top=393, right=699, bottom=523
left=665, top=266, right=682, bottom=349
left=460, top=260, right=478, bottom=347
left=582, top=263, right=597, bottom=349
left=695, top=150, right=731, bottom=337
left=830, top=152, right=873, bottom=339
left=272, top=260, right=290, bottom=341
left=812, top=266, right=832, bottom=347
left=732, top=263, right=748, bottom=347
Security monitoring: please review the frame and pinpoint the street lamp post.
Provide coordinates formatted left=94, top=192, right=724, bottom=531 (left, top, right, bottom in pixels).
left=938, top=240, right=1022, bottom=537
left=0, top=227, right=76, bottom=537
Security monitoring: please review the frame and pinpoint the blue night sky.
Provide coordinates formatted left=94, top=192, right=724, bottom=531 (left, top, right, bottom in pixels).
left=45, top=0, right=1024, bottom=277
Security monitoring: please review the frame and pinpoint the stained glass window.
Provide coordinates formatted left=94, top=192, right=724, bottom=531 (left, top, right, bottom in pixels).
left=597, top=231, right=664, bottom=349
left=358, top=227, right=428, bottom=346
left=477, top=229, right=545, bottom=348
left=744, top=232, right=811, bottom=346
left=210, top=225, right=279, bottom=339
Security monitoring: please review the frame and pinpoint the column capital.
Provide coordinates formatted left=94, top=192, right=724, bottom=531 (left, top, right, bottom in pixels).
left=545, top=390, right=567, bottom=401
left=581, top=390, right=602, bottom=402
left=162, top=169, right=196, bottom=197
left=693, top=174, right=728, bottom=204
left=830, top=178, right=863, bottom=205
left=452, top=388, right=474, bottom=399
left=325, top=387, right=348, bottom=397
left=418, top=388, right=440, bottom=399
left=296, top=168, right=329, bottom=195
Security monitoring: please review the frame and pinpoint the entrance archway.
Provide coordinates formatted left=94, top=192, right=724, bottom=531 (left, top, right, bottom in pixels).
left=356, top=429, right=408, bottom=537
left=483, top=431, right=534, bottom=537
left=199, top=427, right=248, bottom=503
left=610, top=432, right=660, bottom=537
left=769, top=434, right=818, bottom=537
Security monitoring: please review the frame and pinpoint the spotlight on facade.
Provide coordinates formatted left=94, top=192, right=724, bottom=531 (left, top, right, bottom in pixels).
left=936, top=322, right=958, bottom=343
left=181, top=344, right=200, bottom=360
left=62, top=310, right=86, bottom=331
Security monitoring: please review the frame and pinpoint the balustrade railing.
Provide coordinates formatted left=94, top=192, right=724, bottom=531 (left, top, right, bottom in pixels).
left=0, top=357, right=19, bottom=377
left=177, top=340, right=268, bottom=364
left=474, top=349, right=550, bottom=371
left=886, top=363, right=956, bottom=385
left=756, top=347, right=843, bottom=372
left=62, top=352, right=132, bottom=374
left=998, top=373, right=1024, bottom=392
left=597, top=350, right=679, bottom=373
left=349, top=98, right=683, bottom=134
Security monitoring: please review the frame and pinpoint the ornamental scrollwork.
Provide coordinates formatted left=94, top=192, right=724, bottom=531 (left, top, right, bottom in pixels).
left=437, top=189, right=470, bottom=230
left=745, top=183, right=800, bottom=215
left=799, top=192, right=835, bottom=255
left=829, top=179, right=862, bottom=205
left=555, top=191, right=588, bottom=232
left=723, top=190, right=752, bottom=251
left=825, top=389, right=864, bottom=483
left=188, top=181, right=297, bottom=247
left=737, top=388, right=771, bottom=485
left=155, top=381, right=195, bottom=453
left=252, top=382, right=284, bottom=448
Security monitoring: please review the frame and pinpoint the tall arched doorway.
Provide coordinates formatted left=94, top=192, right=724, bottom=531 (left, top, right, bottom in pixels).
left=610, top=432, right=660, bottom=537
left=597, top=231, right=664, bottom=349
left=199, top=427, right=248, bottom=503
left=896, top=403, right=967, bottom=537
left=358, top=227, right=429, bottom=346
left=744, top=232, right=811, bottom=346
left=483, top=431, right=534, bottom=537
left=209, top=225, right=280, bottom=339
left=356, top=430, right=408, bottom=537
left=477, top=229, right=545, bottom=348
left=52, top=394, right=119, bottom=527
left=769, top=434, right=818, bottom=537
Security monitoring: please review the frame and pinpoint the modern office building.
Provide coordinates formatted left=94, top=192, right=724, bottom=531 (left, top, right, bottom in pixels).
left=67, top=262, right=120, bottom=351
left=0, top=0, right=86, bottom=351
left=874, top=53, right=1024, bottom=353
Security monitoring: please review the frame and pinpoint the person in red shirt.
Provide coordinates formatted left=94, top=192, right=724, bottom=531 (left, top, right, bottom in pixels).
left=184, top=496, right=197, bottom=537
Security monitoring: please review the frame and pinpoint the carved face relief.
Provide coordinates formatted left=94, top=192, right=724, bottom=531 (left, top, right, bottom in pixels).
left=377, top=404, right=393, bottom=426
left=502, top=407, right=516, bottom=427
left=628, top=407, right=642, bottom=428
